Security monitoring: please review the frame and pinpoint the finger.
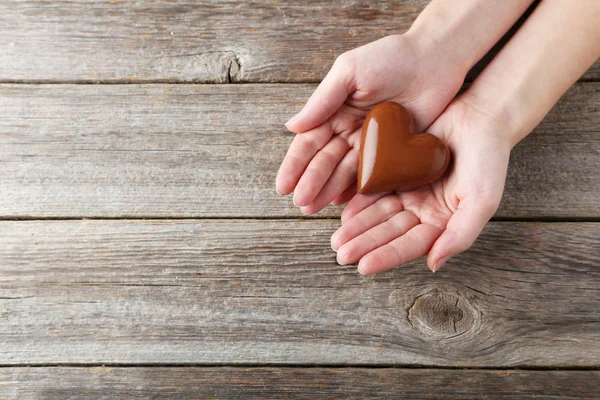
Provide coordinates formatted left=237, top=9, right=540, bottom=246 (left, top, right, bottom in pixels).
left=275, top=122, right=333, bottom=195
left=286, top=54, right=356, bottom=133
left=427, top=197, right=498, bottom=272
left=337, top=211, right=419, bottom=265
left=331, top=183, right=357, bottom=206
left=293, top=136, right=351, bottom=207
left=340, top=191, right=391, bottom=224
left=331, top=195, right=403, bottom=251
left=358, top=224, right=443, bottom=275
left=300, top=149, right=358, bottom=215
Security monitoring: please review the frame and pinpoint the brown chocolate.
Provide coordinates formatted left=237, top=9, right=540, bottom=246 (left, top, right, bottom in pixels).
left=357, top=102, right=450, bottom=194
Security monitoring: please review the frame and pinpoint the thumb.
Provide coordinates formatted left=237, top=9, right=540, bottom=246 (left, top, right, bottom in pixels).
left=427, top=196, right=499, bottom=272
left=286, top=52, right=356, bottom=133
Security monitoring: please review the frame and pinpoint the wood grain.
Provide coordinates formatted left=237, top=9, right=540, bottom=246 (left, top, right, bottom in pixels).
left=0, top=0, right=425, bottom=83
left=1, top=0, right=597, bottom=83
left=1, top=83, right=599, bottom=219
left=1, top=220, right=599, bottom=366
left=2, top=367, right=599, bottom=399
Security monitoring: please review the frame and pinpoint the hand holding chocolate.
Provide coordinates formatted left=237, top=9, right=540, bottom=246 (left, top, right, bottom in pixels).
left=357, top=102, right=451, bottom=194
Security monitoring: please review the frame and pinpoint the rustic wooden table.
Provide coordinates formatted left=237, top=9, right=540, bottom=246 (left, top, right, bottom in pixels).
left=1, top=1, right=599, bottom=398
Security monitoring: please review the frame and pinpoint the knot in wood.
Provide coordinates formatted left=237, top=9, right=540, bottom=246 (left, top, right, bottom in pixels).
left=408, top=289, right=477, bottom=339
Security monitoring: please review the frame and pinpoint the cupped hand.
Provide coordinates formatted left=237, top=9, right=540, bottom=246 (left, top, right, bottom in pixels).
left=276, top=34, right=465, bottom=213
left=331, top=97, right=513, bottom=273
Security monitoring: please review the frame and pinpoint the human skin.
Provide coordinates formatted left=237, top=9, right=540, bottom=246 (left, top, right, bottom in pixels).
left=276, top=0, right=535, bottom=211
left=332, top=0, right=600, bottom=274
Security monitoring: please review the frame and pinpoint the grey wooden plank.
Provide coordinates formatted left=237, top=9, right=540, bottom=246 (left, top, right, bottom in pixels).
left=2, top=367, right=599, bottom=399
left=0, top=0, right=426, bottom=83
left=0, top=83, right=599, bottom=219
left=1, top=220, right=599, bottom=366
left=1, top=0, right=597, bottom=83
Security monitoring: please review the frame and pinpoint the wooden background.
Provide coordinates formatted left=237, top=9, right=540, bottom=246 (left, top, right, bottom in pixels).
left=1, top=1, right=599, bottom=398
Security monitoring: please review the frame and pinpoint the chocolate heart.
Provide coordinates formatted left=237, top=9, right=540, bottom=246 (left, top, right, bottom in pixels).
left=357, top=102, right=450, bottom=194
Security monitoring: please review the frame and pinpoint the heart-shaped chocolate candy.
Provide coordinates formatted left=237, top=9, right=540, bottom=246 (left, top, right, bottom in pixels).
left=357, top=102, right=450, bottom=194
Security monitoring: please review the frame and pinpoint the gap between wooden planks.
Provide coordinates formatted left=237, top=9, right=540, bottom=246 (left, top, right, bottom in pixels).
left=1, top=219, right=599, bottom=366
left=0, top=83, right=598, bottom=219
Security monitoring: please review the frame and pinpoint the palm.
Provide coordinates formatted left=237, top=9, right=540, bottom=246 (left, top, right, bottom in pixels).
left=276, top=35, right=464, bottom=213
left=331, top=99, right=511, bottom=273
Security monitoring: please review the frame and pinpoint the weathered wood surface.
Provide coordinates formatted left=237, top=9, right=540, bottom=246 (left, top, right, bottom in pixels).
left=1, top=83, right=599, bottom=219
left=2, top=367, right=599, bottom=399
left=1, top=0, right=597, bottom=83
left=0, top=0, right=425, bottom=83
left=1, top=220, right=599, bottom=366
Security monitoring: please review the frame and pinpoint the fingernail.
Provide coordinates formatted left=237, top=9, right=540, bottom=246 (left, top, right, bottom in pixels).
left=330, top=235, right=339, bottom=251
left=292, top=193, right=302, bottom=207
left=293, top=193, right=307, bottom=207
left=285, top=114, right=299, bottom=128
left=433, top=257, right=449, bottom=273
left=336, top=251, right=347, bottom=265
left=340, top=213, right=349, bottom=225
left=357, top=262, right=368, bottom=275
left=300, top=206, right=311, bottom=215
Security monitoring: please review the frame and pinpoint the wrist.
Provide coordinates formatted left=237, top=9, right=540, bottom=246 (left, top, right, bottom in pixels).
left=405, top=0, right=535, bottom=82
left=404, top=25, right=471, bottom=80
left=458, top=84, right=528, bottom=149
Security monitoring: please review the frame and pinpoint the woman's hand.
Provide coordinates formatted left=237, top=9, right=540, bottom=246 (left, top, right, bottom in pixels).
left=330, top=0, right=600, bottom=275
left=276, top=33, right=466, bottom=213
left=275, top=0, right=535, bottom=214
left=331, top=96, right=512, bottom=273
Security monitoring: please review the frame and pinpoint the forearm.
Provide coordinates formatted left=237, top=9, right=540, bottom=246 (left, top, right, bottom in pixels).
left=463, top=0, right=600, bottom=147
left=407, top=0, right=535, bottom=74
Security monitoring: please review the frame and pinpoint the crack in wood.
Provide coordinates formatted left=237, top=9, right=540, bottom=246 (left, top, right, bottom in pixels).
left=453, top=298, right=460, bottom=333
left=227, top=52, right=242, bottom=83
left=406, top=293, right=424, bottom=329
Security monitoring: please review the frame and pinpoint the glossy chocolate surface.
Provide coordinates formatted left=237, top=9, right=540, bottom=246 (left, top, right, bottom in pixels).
left=357, top=102, right=450, bottom=194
